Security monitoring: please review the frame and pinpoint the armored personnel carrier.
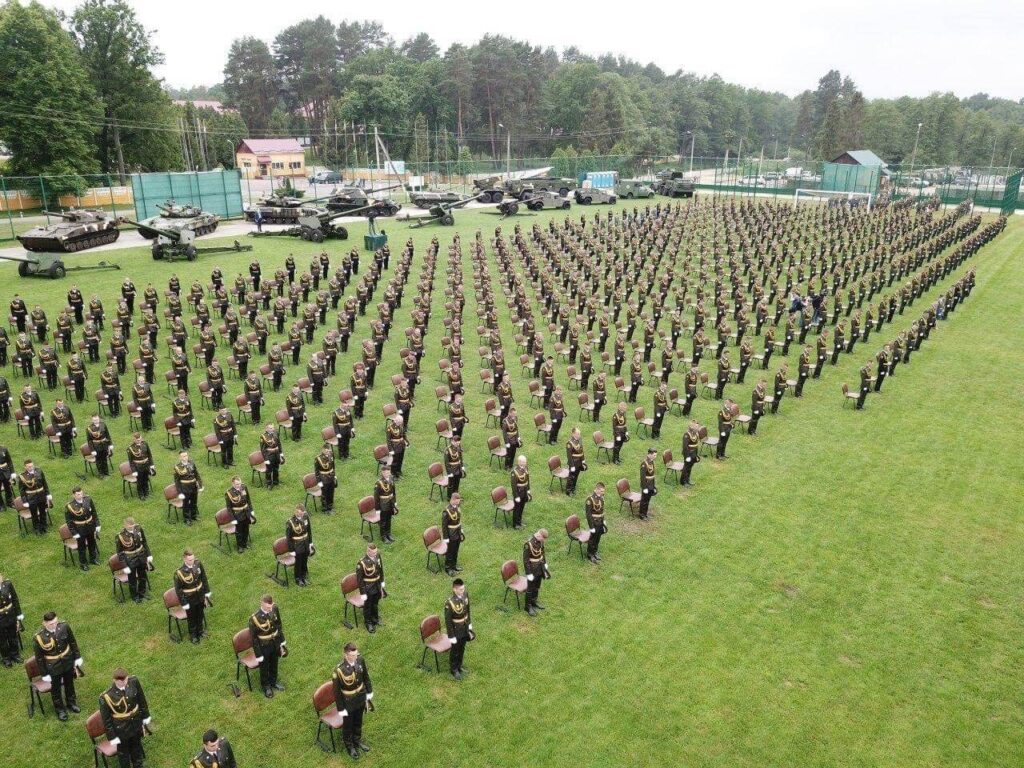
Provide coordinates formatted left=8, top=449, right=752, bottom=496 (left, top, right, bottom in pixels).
left=138, top=200, right=219, bottom=240
left=17, top=209, right=121, bottom=253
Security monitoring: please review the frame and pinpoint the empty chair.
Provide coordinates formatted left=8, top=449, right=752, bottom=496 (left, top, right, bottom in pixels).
left=662, top=449, right=685, bottom=482
left=126, top=401, right=142, bottom=431
left=302, top=473, right=322, bottom=513
left=215, top=508, right=237, bottom=552
left=59, top=524, right=79, bottom=568
left=203, top=433, right=221, bottom=465
left=699, top=425, right=718, bottom=458
left=26, top=656, right=52, bottom=717
left=479, top=368, right=494, bottom=392
left=534, top=413, right=551, bottom=443
left=614, top=376, right=630, bottom=401
left=422, top=526, right=447, bottom=573
left=321, top=426, right=338, bottom=451
left=235, top=393, right=251, bottom=422
left=108, top=553, right=128, bottom=603
left=163, top=588, right=188, bottom=643
left=373, top=444, right=392, bottom=475
left=417, top=614, right=453, bottom=673
left=358, top=495, right=380, bottom=541
left=381, top=402, right=397, bottom=424
left=578, top=392, right=595, bottom=421
left=313, top=680, right=345, bottom=752
left=593, top=430, right=614, bottom=463
left=340, top=572, right=366, bottom=629
left=272, top=537, right=294, bottom=587
left=435, top=419, right=453, bottom=450
left=565, top=514, right=591, bottom=559
left=566, top=365, right=582, bottom=390
left=484, top=398, right=501, bottom=427
left=841, top=383, right=859, bottom=407
left=616, top=478, right=641, bottom=516
left=233, top=628, right=260, bottom=692
left=275, top=408, right=292, bottom=432
left=163, top=415, right=180, bottom=449
left=491, top=486, right=514, bottom=528
left=427, top=462, right=448, bottom=501
left=80, top=443, right=97, bottom=475
left=634, top=407, right=654, bottom=437
left=435, top=385, right=451, bottom=411
left=119, top=461, right=137, bottom=498
left=487, top=435, right=507, bottom=469
left=501, top=560, right=528, bottom=609
left=548, top=455, right=569, bottom=491
left=248, top=451, right=267, bottom=486
left=528, top=380, right=543, bottom=408
left=163, top=484, right=183, bottom=523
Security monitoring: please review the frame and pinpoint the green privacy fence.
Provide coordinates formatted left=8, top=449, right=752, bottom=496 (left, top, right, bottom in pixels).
left=131, top=170, right=244, bottom=220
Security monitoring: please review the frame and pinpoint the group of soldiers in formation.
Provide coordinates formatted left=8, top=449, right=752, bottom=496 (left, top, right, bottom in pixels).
left=0, top=194, right=1006, bottom=765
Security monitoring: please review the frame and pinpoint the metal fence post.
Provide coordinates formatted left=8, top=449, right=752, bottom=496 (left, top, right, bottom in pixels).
left=107, top=173, right=118, bottom=220
left=0, top=176, right=14, bottom=242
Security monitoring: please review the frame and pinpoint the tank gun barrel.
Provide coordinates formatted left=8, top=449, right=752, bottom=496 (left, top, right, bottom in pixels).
left=41, top=210, right=74, bottom=219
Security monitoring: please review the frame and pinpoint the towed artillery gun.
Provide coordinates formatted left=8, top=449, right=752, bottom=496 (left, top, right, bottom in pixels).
left=126, top=220, right=252, bottom=261
left=251, top=200, right=397, bottom=243
left=17, top=208, right=121, bottom=253
left=405, top=194, right=484, bottom=228
left=0, top=250, right=121, bottom=279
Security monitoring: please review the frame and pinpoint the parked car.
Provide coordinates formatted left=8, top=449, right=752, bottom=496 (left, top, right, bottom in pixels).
left=738, top=175, right=767, bottom=187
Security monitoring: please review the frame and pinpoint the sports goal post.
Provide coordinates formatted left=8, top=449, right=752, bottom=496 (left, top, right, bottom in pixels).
left=794, top=188, right=873, bottom=210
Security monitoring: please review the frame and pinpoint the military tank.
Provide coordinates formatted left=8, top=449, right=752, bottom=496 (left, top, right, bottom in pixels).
left=17, top=209, right=121, bottom=253
left=137, top=200, right=220, bottom=240
left=325, top=187, right=401, bottom=217
left=245, top=194, right=327, bottom=225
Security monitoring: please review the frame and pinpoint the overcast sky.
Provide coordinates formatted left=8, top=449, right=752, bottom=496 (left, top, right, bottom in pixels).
left=44, top=0, right=1023, bottom=101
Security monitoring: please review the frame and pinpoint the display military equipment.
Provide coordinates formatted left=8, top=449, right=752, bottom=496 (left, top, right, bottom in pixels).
left=325, top=186, right=402, bottom=217
left=32, top=611, right=83, bottom=720
left=98, top=668, right=150, bottom=768
left=17, top=208, right=121, bottom=253
left=252, top=199, right=396, bottom=242
left=0, top=248, right=122, bottom=280
left=409, top=189, right=465, bottom=209
left=116, top=518, right=152, bottom=603
left=248, top=595, right=286, bottom=698
left=137, top=201, right=219, bottom=239
left=652, top=169, right=696, bottom=198
left=574, top=186, right=617, bottom=205
left=406, top=193, right=485, bottom=229
left=173, top=550, right=211, bottom=644
left=444, top=579, right=474, bottom=680
left=245, top=193, right=329, bottom=225
left=126, top=218, right=251, bottom=262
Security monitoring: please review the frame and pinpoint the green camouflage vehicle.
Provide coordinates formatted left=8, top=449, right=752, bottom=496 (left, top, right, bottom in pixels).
left=325, top=187, right=401, bottom=217
left=409, top=189, right=467, bottom=209
left=574, top=187, right=617, bottom=205
left=528, top=177, right=577, bottom=197
left=652, top=170, right=696, bottom=198
left=138, top=200, right=219, bottom=240
left=524, top=190, right=571, bottom=211
left=17, top=209, right=121, bottom=253
left=614, top=179, right=655, bottom=199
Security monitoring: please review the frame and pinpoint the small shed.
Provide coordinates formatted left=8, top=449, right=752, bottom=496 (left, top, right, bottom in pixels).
left=823, top=149, right=888, bottom=194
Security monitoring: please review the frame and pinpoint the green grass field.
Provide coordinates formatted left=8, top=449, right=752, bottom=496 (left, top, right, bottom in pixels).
left=0, top=204, right=1021, bottom=768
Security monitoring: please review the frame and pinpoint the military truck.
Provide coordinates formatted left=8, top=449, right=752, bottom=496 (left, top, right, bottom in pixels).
left=614, top=179, right=655, bottom=199
left=653, top=170, right=696, bottom=198
left=574, top=187, right=617, bottom=205
left=472, top=177, right=540, bottom=203
left=138, top=201, right=219, bottom=239
left=523, top=190, right=571, bottom=211
left=17, top=209, right=121, bottom=253
left=528, top=177, right=577, bottom=197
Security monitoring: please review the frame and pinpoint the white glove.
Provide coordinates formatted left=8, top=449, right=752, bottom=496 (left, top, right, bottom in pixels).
left=147, top=555, right=153, bottom=563
left=142, top=717, right=151, bottom=726
left=56, top=431, right=62, bottom=437
left=75, top=658, right=83, bottom=668
left=366, top=692, right=373, bottom=701
left=317, top=481, right=322, bottom=488
left=178, top=493, right=184, bottom=500
left=96, top=526, right=100, bottom=533
left=589, top=528, right=596, bottom=533
left=182, top=604, right=190, bottom=610
left=340, top=709, right=348, bottom=717
left=9, top=473, right=15, bottom=481
left=280, top=641, right=286, bottom=647
left=91, top=451, right=97, bottom=456
left=643, top=489, right=649, bottom=495
left=73, top=534, right=81, bottom=539
left=443, top=538, right=449, bottom=544
left=720, top=432, right=726, bottom=437
left=526, top=574, right=534, bottom=581
left=515, top=497, right=520, bottom=502
left=449, top=636, right=457, bottom=644
left=109, top=737, right=121, bottom=747
left=468, top=624, right=473, bottom=631
left=255, top=656, right=264, bottom=663
left=17, top=614, right=24, bottom=621
left=42, top=675, right=52, bottom=682
left=123, top=567, right=131, bottom=574
left=289, top=551, right=296, bottom=558
left=198, top=487, right=204, bottom=493
left=47, top=494, right=52, bottom=502
left=205, top=592, right=211, bottom=598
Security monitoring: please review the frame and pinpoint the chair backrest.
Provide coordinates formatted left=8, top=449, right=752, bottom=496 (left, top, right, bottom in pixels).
left=203, top=434, right=219, bottom=449
left=275, top=409, right=289, bottom=423
left=634, top=407, right=645, bottom=420
left=108, top=553, right=125, bottom=572
left=420, top=614, right=441, bottom=641
left=501, top=560, right=519, bottom=582
left=428, top=462, right=443, bottom=479
left=357, top=496, right=375, bottom=516
left=422, top=526, right=440, bottom=548
left=567, top=365, right=576, bottom=376
left=528, top=380, right=540, bottom=394
left=730, top=403, right=740, bottom=417
left=435, top=386, right=448, bottom=399
left=232, top=628, right=253, bottom=655
left=340, top=572, right=359, bottom=596
left=59, top=523, right=73, bottom=542
left=662, top=449, right=674, bottom=464
left=701, top=371, right=709, bottom=384
left=534, top=413, right=546, bottom=427
left=578, top=392, right=589, bottom=406
left=198, top=381, right=211, bottom=394
left=302, top=473, right=317, bottom=490
left=382, top=403, right=397, bottom=419
left=614, top=377, right=624, bottom=388
left=668, top=388, right=678, bottom=400
left=313, top=681, right=335, bottom=713
left=163, top=416, right=178, bottom=430
left=373, top=444, right=389, bottom=462
left=547, top=455, right=561, bottom=471
left=214, top=508, right=232, bottom=526
left=25, top=656, right=41, bottom=680
left=616, top=478, right=631, bottom=496
left=566, top=514, right=580, bottom=534
left=698, top=425, right=708, bottom=439
left=235, top=394, right=249, bottom=407
left=80, top=444, right=93, bottom=460
left=842, top=383, right=850, bottom=395
left=163, top=484, right=178, bottom=502
left=436, top=419, right=449, bottom=433
left=272, top=537, right=289, bottom=557
left=85, top=710, right=106, bottom=740
left=491, top=486, right=507, bottom=505
left=162, top=588, right=179, bottom=609
left=119, top=461, right=132, bottom=477
left=487, top=435, right=500, bottom=451
left=248, top=451, right=265, bottom=467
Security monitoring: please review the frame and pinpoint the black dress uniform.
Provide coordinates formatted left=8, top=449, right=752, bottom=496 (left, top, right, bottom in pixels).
left=441, top=502, right=464, bottom=575
left=584, top=491, right=607, bottom=560
left=127, top=439, right=153, bottom=500
left=190, top=737, right=237, bottom=768
left=173, top=395, right=194, bottom=450
left=373, top=477, right=397, bottom=542
left=385, top=419, right=407, bottom=478
left=522, top=535, right=549, bottom=615
left=565, top=435, right=586, bottom=495
left=51, top=402, right=76, bottom=457
left=717, top=404, right=733, bottom=459
left=65, top=494, right=100, bottom=569
left=332, top=655, right=373, bottom=756
left=443, top=441, right=464, bottom=497
left=0, top=445, right=13, bottom=508
left=214, top=411, right=237, bottom=467
left=332, top=405, right=353, bottom=459
left=87, top=419, right=113, bottom=476
left=286, top=513, right=313, bottom=585
left=501, top=413, right=520, bottom=470
left=174, top=459, right=202, bottom=524
left=132, top=380, right=154, bottom=431
left=244, top=375, right=263, bottom=424
left=173, top=560, right=210, bottom=642
left=444, top=591, right=473, bottom=676
left=770, top=369, right=786, bottom=414
left=286, top=390, right=305, bottom=441
left=356, top=552, right=385, bottom=630
left=99, top=676, right=150, bottom=767
left=225, top=484, right=254, bottom=551
left=115, top=525, right=151, bottom=602
left=856, top=364, right=872, bottom=410
left=510, top=465, right=530, bottom=529
left=32, top=620, right=81, bottom=718
left=18, top=465, right=50, bottom=533
left=681, top=425, right=700, bottom=486
left=248, top=604, right=285, bottom=695
left=795, top=348, right=811, bottom=397
left=749, top=384, right=766, bottom=436
left=683, top=368, right=699, bottom=415
left=101, top=367, right=121, bottom=416
left=20, top=386, right=43, bottom=438
left=259, top=429, right=282, bottom=488
left=314, top=450, right=336, bottom=512
left=0, top=578, right=22, bottom=666
left=651, top=386, right=668, bottom=439
left=639, top=454, right=657, bottom=517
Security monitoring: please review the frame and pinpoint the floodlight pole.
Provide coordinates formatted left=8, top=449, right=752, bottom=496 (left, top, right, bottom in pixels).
left=687, top=131, right=695, bottom=175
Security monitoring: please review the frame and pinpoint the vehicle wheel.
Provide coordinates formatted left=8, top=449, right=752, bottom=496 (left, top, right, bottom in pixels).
left=561, top=201, right=571, bottom=209
left=300, top=230, right=310, bottom=241
left=441, top=214, right=455, bottom=226
left=559, top=188, right=569, bottom=197
left=17, top=261, right=28, bottom=277
left=311, top=230, right=325, bottom=243
left=185, top=246, right=198, bottom=261
left=336, top=227, right=348, bottom=240
left=609, top=197, right=617, bottom=204
left=151, top=245, right=162, bottom=260
left=50, top=261, right=66, bottom=279
left=506, top=202, right=519, bottom=216
left=582, top=197, right=592, bottom=205
left=491, top=191, right=503, bottom=203
left=625, top=192, right=633, bottom=199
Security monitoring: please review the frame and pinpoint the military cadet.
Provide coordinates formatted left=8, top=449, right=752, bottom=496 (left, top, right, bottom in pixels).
left=565, top=427, right=587, bottom=496
left=356, top=544, right=385, bottom=633
left=0, top=444, right=13, bottom=507
left=444, top=579, right=474, bottom=680
left=448, top=392, right=468, bottom=439
left=115, top=518, right=151, bottom=603
left=171, top=346, right=191, bottom=394
left=680, top=421, right=701, bottom=487
left=611, top=402, right=629, bottom=464
left=173, top=550, right=211, bottom=644
left=87, top=414, right=112, bottom=476
left=444, top=434, right=465, bottom=498
left=0, top=327, right=9, bottom=369
left=522, top=529, right=550, bottom=617
left=592, top=371, right=608, bottom=422
left=332, top=643, right=374, bottom=758
left=173, top=451, right=203, bottom=525
left=651, top=382, right=669, bottom=439
left=32, top=611, right=83, bottom=720
left=249, top=595, right=286, bottom=698
left=628, top=352, right=644, bottom=403
left=0, top=573, right=22, bottom=667
left=386, top=414, right=408, bottom=478
left=715, top=350, right=731, bottom=400
left=813, top=329, right=829, bottom=379
left=243, top=373, right=263, bottom=425
left=496, top=372, right=514, bottom=421
left=638, top=448, right=657, bottom=518
left=30, top=304, right=48, bottom=342
left=9, top=294, right=27, bottom=332
left=794, top=344, right=811, bottom=398
left=98, top=668, right=151, bottom=767
left=510, top=455, right=530, bottom=530
left=172, top=389, right=194, bottom=450
left=308, top=352, right=326, bottom=405
left=683, top=365, right=699, bottom=416
left=268, top=344, right=285, bottom=392
left=857, top=360, right=872, bottom=410
left=65, top=487, right=100, bottom=571
left=749, top=380, right=766, bottom=436
left=191, top=730, right=237, bottom=768
left=831, top=322, right=846, bottom=365
left=213, top=407, right=236, bottom=468
left=286, top=504, right=314, bottom=586
left=875, top=344, right=890, bottom=392
left=259, top=424, right=283, bottom=488
left=138, top=340, right=156, bottom=384
left=313, top=444, right=336, bottom=513
left=206, top=361, right=225, bottom=410
left=584, top=483, right=607, bottom=562
left=18, top=459, right=51, bottom=534
left=332, top=402, right=354, bottom=460
left=127, top=434, right=154, bottom=500
left=100, top=363, right=121, bottom=417
left=21, top=384, right=43, bottom=438
left=501, top=406, right=521, bottom=471
left=771, top=365, right=788, bottom=414
left=717, top=399, right=735, bottom=459
left=0, top=377, right=9, bottom=425
left=374, top=468, right=398, bottom=544
left=121, top=278, right=136, bottom=314
left=50, top=398, right=77, bottom=458
left=14, top=332, right=34, bottom=378
left=285, top=385, right=306, bottom=441
left=351, top=364, right=368, bottom=419
left=441, top=493, right=464, bottom=576
left=225, top=477, right=254, bottom=552
left=39, top=344, right=59, bottom=390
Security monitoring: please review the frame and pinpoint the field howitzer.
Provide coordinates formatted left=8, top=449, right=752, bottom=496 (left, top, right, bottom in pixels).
left=0, top=249, right=121, bottom=279
left=251, top=200, right=399, bottom=243
left=405, top=193, right=485, bottom=229
left=125, top=220, right=252, bottom=261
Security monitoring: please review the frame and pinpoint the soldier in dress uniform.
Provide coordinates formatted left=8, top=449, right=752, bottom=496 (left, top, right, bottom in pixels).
left=584, top=483, right=607, bottom=562
left=638, top=448, right=657, bottom=518
left=717, top=399, right=734, bottom=459
left=99, top=668, right=150, bottom=767
left=65, top=486, right=100, bottom=571
left=259, top=424, right=283, bottom=489
left=683, top=366, right=699, bottom=416
left=857, top=360, right=872, bottom=410
left=448, top=392, right=467, bottom=439
left=87, top=415, right=112, bottom=476
left=172, top=389, right=194, bottom=450
left=286, top=385, right=306, bottom=441
left=115, top=518, right=151, bottom=603
left=874, top=344, right=890, bottom=392
left=522, top=529, right=550, bottom=617
left=33, top=611, right=83, bottom=720
left=18, top=459, right=51, bottom=534
left=611, top=402, right=628, bottom=465
left=749, top=380, right=766, bottom=436
left=444, top=579, right=474, bottom=680
left=444, top=434, right=464, bottom=498
left=813, top=330, right=829, bottom=379
left=441, top=493, right=464, bottom=576
left=20, top=384, right=43, bottom=438
left=173, top=451, right=203, bottom=525
left=286, top=505, right=313, bottom=586
left=374, top=468, right=397, bottom=543
left=548, top=386, right=565, bottom=444
left=190, top=730, right=237, bottom=768
left=565, top=427, right=587, bottom=496
left=214, top=407, right=236, bottom=468
left=680, top=421, right=700, bottom=487
left=385, top=414, right=408, bottom=478
left=356, top=544, right=385, bottom=633
left=770, top=365, right=788, bottom=414
left=308, top=353, right=326, bottom=405
left=225, top=477, right=254, bottom=552
left=651, top=382, right=668, bottom=439
left=132, top=377, right=154, bottom=432
left=794, top=345, right=811, bottom=398
left=0, top=444, right=13, bottom=508
left=332, top=403, right=354, bottom=460
left=0, top=573, right=23, bottom=667
left=248, top=595, right=286, bottom=698
left=510, top=455, right=530, bottom=530
left=50, top=398, right=77, bottom=458
left=496, top=373, right=514, bottom=421
left=592, top=371, right=607, bottom=422
left=173, top=550, right=210, bottom=644
left=243, top=373, right=263, bottom=425
left=100, top=364, right=121, bottom=417
left=501, top=406, right=520, bottom=471
left=126, top=434, right=154, bottom=500
left=314, top=445, right=336, bottom=513
left=332, top=643, right=374, bottom=759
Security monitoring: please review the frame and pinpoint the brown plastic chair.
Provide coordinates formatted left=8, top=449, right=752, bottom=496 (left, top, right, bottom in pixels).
left=86, top=709, right=119, bottom=766
left=418, top=614, right=452, bottom=672
left=248, top=451, right=267, bottom=486
left=373, top=444, right=391, bottom=475
left=534, top=413, right=551, bottom=443
left=314, top=680, right=344, bottom=752
left=841, top=382, right=859, bottom=407
left=578, top=392, right=595, bottom=421
left=119, top=461, right=137, bottom=498
left=235, top=393, right=251, bottom=422
left=163, top=484, right=183, bottom=523
left=59, top=524, right=79, bottom=567
left=80, top=443, right=97, bottom=476
left=233, top=628, right=260, bottom=691
left=484, top=398, right=501, bottom=427
left=699, top=424, right=719, bottom=458
left=163, top=415, right=180, bottom=448
left=422, top=526, right=447, bottom=573
left=427, top=462, right=448, bottom=501
left=548, top=455, right=569, bottom=491
left=203, top=433, right=221, bottom=465
left=108, top=553, right=128, bottom=603
left=634, top=407, right=654, bottom=437
left=593, top=430, right=614, bottom=463
left=275, top=408, right=292, bottom=431
left=435, top=385, right=451, bottom=411
left=381, top=402, right=397, bottom=424
left=163, top=588, right=187, bottom=643
left=565, top=514, right=591, bottom=559
left=491, top=486, right=514, bottom=528
left=272, top=536, right=294, bottom=587
left=616, top=478, right=641, bottom=516
left=435, top=418, right=453, bottom=450
left=358, top=495, right=380, bottom=541
left=341, top=572, right=366, bottom=629
left=479, top=368, right=494, bottom=393
left=662, top=449, right=685, bottom=482
left=126, top=401, right=142, bottom=431
left=25, top=656, right=51, bottom=717
left=501, top=560, right=528, bottom=609
left=215, top=507, right=237, bottom=551
left=528, top=380, right=543, bottom=408
left=566, top=365, right=582, bottom=389
left=321, top=425, right=338, bottom=450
